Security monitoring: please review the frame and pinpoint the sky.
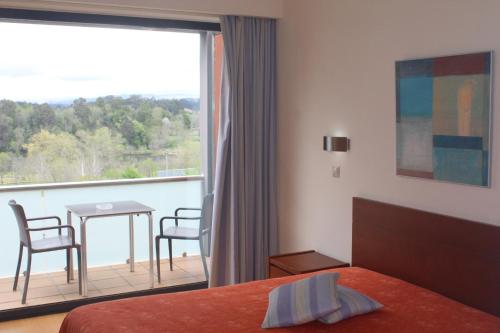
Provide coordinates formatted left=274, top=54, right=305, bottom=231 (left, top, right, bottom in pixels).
left=0, top=22, right=200, bottom=103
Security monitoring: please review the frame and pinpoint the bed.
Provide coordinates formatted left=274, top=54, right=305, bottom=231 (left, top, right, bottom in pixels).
left=59, top=197, right=500, bottom=333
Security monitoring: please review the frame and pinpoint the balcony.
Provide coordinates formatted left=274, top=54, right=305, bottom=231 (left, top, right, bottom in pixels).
left=0, top=176, right=207, bottom=312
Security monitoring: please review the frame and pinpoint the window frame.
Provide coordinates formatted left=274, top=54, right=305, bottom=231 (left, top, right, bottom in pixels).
left=0, top=8, right=220, bottom=191
left=0, top=8, right=220, bottom=320
left=0, top=8, right=221, bottom=31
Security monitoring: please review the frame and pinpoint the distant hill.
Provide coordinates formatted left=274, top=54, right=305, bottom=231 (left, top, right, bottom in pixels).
left=46, top=93, right=199, bottom=107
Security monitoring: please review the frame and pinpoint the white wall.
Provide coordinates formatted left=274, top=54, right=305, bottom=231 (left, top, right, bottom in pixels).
left=0, top=0, right=284, bottom=20
left=277, top=0, right=500, bottom=263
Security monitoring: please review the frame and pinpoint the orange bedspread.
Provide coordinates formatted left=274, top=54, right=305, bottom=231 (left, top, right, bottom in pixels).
left=59, top=267, right=500, bottom=333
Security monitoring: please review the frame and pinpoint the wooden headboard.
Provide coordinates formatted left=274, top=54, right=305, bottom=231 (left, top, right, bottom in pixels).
left=352, top=197, right=500, bottom=317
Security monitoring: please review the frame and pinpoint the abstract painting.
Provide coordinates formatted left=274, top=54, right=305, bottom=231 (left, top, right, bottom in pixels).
left=396, top=52, right=492, bottom=187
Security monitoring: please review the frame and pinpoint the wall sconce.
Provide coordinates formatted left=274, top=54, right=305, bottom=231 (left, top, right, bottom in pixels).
left=323, top=136, right=350, bottom=152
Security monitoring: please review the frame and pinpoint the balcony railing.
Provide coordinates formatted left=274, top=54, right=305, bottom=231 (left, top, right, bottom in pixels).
left=0, top=176, right=204, bottom=278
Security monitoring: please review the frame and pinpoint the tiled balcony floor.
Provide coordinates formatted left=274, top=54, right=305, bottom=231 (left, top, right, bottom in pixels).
left=0, top=255, right=207, bottom=311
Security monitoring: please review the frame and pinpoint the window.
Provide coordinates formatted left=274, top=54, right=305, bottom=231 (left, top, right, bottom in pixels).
left=0, top=10, right=222, bottom=316
left=0, top=13, right=220, bottom=185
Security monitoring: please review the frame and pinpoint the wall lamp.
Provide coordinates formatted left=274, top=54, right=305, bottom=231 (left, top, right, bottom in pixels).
left=323, top=136, right=350, bottom=152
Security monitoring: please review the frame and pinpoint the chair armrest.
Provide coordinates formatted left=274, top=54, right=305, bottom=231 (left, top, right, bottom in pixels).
left=26, top=225, right=76, bottom=245
left=175, top=207, right=202, bottom=215
left=26, top=216, right=62, bottom=223
left=173, top=208, right=202, bottom=228
left=161, top=216, right=201, bottom=221
left=26, top=216, right=62, bottom=234
left=159, top=216, right=201, bottom=234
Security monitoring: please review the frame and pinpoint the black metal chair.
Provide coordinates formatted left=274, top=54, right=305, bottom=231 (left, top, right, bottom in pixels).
left=155, top=193, right=213, bottom=283
left=9, top=200, right=82, bottom=304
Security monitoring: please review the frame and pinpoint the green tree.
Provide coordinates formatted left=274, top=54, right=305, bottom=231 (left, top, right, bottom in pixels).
left=0, top=95, right=202, bottom=184
left=0, top=99, right=17, bottom=118
left=121, top=167, right=142, bottom=179
left=9, top=128, right=26, bottom=155
left=120, top=118, right=148, bottom=148
left=182, top=111, right=192, bottom=129
left=169, top=140, right=201, bottom=173
left=28, top=104, right=56, bottom=133
left=0, top=152, right=12, bottom=184
left=74, top=98, right=95, bottom=129
left=77, top=127, right=125, bottom=179
left=0, top=114, right=14, bottom=152
left=24, top=130, right=80, bottom=183
left=56, top=108, right=78, bottom=133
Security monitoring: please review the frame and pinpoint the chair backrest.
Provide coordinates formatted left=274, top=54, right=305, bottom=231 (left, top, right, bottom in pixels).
left=200, top=193, right=214, bottom=237
left=199, top=193, right=214, bottom=280
left=199, top=193, right=214, bottom=257
left=8, top=200, right=30, bottom=246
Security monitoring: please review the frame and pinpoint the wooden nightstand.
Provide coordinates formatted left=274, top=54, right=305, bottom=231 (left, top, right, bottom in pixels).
left=268, top=250, right=350, bottom=278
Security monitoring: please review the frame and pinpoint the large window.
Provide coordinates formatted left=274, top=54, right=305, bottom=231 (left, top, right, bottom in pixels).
left=0, top=19, right=210, bottom=185
left=0, top=12, right=222, bottom=316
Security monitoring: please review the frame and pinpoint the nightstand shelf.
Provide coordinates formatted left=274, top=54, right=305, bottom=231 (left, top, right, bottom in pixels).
left=268, top=250, right=349, bottom=278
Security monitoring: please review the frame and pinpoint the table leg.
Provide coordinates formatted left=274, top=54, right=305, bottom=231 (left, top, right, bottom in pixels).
left=129, top=214, right=135, bottom=272
left=80, top=217, right=88, bottom=297
left=148, top=212, right=154, bottom=289
left=67, top=210, right=74, bottom=281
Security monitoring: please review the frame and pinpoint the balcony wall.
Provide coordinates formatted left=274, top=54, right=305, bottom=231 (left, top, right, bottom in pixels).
left=0, top=177, right=203, bottom=278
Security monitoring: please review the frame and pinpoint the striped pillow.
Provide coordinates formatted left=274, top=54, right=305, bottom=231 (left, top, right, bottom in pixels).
left=262, top=272, right=341, bottom=328
left=318, top=285, right=383, bottom=324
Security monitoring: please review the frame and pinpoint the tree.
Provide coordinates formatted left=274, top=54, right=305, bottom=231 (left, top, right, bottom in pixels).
left=9, top=128, right=26, bottom=155
left=0, top=152, right=12, bottom=184
left=77, top=127, right=125, bottom=179
left=28, top=104, right=56, bottom=133
left=24, top=130, right=80, bottom=182
left=170, top=140, right=201, bottom=174
left=56, top=108, right=78, bottom=133
left=121, top=167, right=142, bottom=179
left=120, top=118, right=148, bottom=148
left=74, top=98, right=94, bottom=129
left=182, top=111, right=192, bottom=129
left=0, top=99, right=17, bottom=119
left=0, top=114, right=14, bottom=152
left=0, top=95, right=202, bottom=184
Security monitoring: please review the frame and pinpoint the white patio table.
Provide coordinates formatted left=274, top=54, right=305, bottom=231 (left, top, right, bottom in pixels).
left=65, top=201, right=155, bottom=297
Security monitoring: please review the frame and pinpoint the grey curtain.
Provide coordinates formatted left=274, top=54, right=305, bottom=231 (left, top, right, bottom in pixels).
left=209, top=16, right=278, bottom=287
